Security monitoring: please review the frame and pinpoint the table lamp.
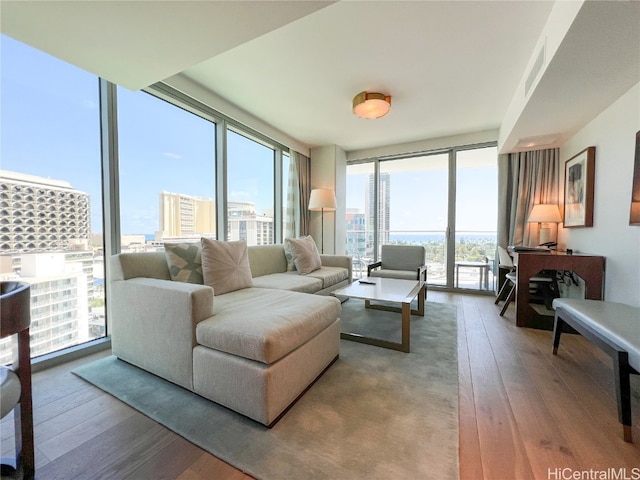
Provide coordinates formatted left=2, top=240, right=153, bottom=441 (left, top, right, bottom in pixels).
left=527, top=204, right=562, bottom=245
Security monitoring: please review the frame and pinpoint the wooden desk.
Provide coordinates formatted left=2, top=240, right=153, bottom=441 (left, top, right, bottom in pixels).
left=513, top=251, right=605, bottom=328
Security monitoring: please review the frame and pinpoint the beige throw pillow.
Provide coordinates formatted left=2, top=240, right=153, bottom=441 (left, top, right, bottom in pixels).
left=164, top=243, right=203, bottom=284
left=201, top=238, right=253, bottom=295
left=284, top=236, right=322, bottom=274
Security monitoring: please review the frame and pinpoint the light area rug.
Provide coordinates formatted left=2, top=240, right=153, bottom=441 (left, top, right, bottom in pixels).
left=73, top=300, right=459, bottom=480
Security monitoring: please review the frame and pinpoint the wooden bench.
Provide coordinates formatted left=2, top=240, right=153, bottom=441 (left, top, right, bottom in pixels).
left=552, top=298, right=640, bottom=442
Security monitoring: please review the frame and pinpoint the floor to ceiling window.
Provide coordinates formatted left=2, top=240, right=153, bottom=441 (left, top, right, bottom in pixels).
left=454, top=146, right=498, bottom=290
left=0, top=36, right=293, bottom=363
left=346, top=143, right=497, bottom=290
left=0, top=35, right=105, bottom=362
left=117, top=88, right=216, bottom=250
left=226, top=129, right=275, bottom=245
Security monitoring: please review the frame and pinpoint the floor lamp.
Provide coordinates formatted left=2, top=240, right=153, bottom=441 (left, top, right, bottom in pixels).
left=309, top=188, right=336, bottom=253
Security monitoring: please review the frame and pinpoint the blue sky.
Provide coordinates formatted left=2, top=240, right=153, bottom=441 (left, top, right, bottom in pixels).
left=2, top=34, right=496, bottom=237
left=1, top=35, right=276, bottom=235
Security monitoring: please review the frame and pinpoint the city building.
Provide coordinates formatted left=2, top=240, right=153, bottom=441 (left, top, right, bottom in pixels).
left=0, top=170, right=90, bottom=253
left=0, top=253, right=89, bottom=365
left=227, top=201, right=273, bottom=245
left=158, top=191, right=216, bottom=240
left=365, top=172, right=390, bottom=253
left=0, top=171, right=97, bottom=362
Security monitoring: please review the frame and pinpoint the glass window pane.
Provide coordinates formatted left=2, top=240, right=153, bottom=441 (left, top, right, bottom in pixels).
left=0, top=35, right=104, bottom=361
left=454, top=146, right=498, bottom=290
left=117, top=88, right=216, bottom=248
left=226, top=130, right=274, bottom=245
left=379, top=154, right=449, bottom=286
left=346, top=163, right=375, bottom=279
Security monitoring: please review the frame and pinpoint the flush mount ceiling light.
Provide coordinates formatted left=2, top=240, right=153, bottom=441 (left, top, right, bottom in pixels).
left=352, top=91, right=391, bottom=119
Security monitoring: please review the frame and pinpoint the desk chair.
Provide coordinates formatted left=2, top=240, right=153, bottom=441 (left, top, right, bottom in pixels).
left=1, top=281, right=35, bottom=479
left=494, top=247, right=556, bottom=317
left=368, top=245, right=427, bottom=296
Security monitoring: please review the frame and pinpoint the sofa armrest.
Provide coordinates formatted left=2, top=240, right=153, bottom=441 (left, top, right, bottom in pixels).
left=110, top=277, right=214, bottom=389
left=320, top=254, right=353, bottom=282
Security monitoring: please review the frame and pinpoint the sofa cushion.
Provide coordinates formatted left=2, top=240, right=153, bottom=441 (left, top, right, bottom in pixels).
left=196, top=288, right=341, bottom=364
left=251, top=272, right=323, bottom=293
left=284, top=236, right=321, bottom=274
left=201, top=238, right=253, bottom=295
left=164, top=243, right=203, bottom=284
left=247, top=244, right=287, bottom=277
left=307, top=266, right=349, bottom=289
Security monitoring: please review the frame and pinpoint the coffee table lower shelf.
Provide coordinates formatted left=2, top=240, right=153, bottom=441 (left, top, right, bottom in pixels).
left=338, top=287, right=425, bottom=353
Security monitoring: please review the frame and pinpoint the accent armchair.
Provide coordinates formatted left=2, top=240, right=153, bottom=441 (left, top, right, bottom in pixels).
left=367, top=245, right=428, bottom=286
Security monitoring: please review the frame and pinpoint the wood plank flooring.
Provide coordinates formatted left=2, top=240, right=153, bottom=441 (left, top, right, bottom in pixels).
left=1, top=291, right=638, bottom=479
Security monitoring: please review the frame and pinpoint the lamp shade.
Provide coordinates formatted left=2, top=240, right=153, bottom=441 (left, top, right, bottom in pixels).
left=309, top=189, right=336, bottom=211
left=527, top=204, right=562, bottom=223
left=352, top=91, right=391, bottom=119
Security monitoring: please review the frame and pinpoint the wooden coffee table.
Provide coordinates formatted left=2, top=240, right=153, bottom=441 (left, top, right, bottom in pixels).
left=332, top=277, right=425, bottom=353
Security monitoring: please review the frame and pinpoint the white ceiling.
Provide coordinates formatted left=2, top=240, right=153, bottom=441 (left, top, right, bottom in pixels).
left=2, top=1, right=639, bottom=154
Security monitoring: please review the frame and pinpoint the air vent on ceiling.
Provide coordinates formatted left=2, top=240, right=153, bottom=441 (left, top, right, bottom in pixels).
left=525, top=42, right=546, bottom=97
left=513, top=134, right=558, bottom=151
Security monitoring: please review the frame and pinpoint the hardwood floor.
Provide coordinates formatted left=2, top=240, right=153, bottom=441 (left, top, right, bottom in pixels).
left=1, top=291, right=638, bottom=479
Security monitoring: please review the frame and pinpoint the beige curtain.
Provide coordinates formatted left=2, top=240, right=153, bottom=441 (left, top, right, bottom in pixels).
left=295, top=152, right=311, bottom=236
left=498, top=148, right=560, bottom=247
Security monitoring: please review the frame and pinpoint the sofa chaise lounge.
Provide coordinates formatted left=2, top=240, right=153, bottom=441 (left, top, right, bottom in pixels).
left=109, top=243, right=352, bottom=426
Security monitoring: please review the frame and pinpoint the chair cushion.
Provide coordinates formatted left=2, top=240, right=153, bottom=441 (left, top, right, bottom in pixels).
left=284, top=236, right=322, bottom=274
left=201, top=238, right=253, bottom=295
left=370, top=269, right=418, bottom=281
left=0, top=366, right=21, bottom=418
left=164, top=242, right=203, bottom=284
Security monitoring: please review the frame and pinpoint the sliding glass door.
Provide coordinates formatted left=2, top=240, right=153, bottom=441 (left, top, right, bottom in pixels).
left=379, top=154, right=449, bottom=286
left=346, top=143, right=497, bottom=290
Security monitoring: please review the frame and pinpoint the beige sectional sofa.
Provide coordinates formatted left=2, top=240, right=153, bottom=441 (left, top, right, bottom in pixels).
left=109, top=243, right=351, bottom=426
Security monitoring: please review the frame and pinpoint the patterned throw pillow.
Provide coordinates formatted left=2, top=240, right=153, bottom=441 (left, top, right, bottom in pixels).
left=201, top=238, right=254, bottom=295
left=284, top=236, right=322, bottom=275
left=164, top=243, right=203, bottom=284
left=283, top=239, right=297, bottom=271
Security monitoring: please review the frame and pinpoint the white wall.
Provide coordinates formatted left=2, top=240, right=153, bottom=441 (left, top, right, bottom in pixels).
left=558, top=82, right=640, bottom=307
left=310, top=145, right=347, bottom=254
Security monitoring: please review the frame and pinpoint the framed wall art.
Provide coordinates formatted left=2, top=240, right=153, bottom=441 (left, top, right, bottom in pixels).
left=564, top=146, right=595, bottom=228
left=630, top=130, right=640, bottom=226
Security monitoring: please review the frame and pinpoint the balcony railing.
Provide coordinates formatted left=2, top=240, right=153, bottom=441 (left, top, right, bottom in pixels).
left=346, top=229, right=497, bottom=291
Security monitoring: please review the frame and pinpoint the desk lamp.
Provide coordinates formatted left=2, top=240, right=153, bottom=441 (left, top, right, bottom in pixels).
left=528, top=204, right=562, bottom=245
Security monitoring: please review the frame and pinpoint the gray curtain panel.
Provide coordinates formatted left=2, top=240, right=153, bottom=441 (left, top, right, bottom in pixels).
left=296, top=152, right=311, bottom=236
left=498, top=148, right=560, bottom=247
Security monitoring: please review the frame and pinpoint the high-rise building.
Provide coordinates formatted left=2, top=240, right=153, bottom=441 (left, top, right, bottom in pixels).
left=0, top=170, right=90, bottom=253
left=0, top=171, right=95, bottom=362
left=365, top=172, right=390, bottom=254
left=158, top=191, right=216, bottom=240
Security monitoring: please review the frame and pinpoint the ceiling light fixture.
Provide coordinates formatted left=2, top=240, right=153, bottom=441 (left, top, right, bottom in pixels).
left=352, top=91, right=391, bottom=119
